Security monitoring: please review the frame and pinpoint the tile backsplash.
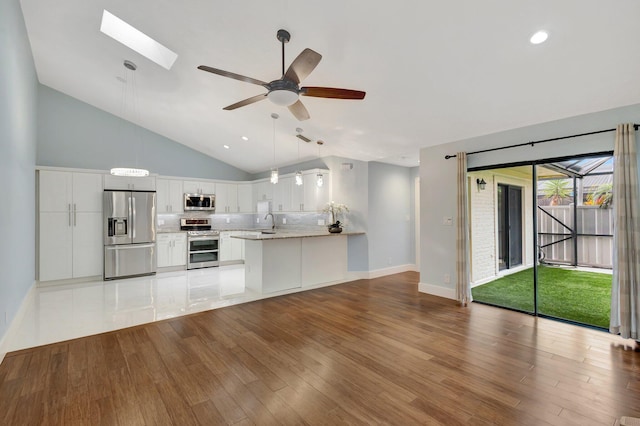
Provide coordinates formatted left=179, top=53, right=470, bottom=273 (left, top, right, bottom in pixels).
left=158, top=211, right=338, bottom=232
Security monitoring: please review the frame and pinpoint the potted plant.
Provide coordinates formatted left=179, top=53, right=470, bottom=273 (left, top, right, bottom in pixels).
left=323, top=201, right=349, bottom=233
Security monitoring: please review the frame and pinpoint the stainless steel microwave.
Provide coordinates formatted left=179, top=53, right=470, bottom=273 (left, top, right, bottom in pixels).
left=184, top=193, right=215, bottom=211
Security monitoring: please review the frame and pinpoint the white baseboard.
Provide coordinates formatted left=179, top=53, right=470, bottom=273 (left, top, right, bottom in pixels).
left=368, top=264, right=418, bottom=279
left=418, top=282, right=456, bottom=300
left=347, top=264, right=418, bottom=281
left=0, top=281, right=37, bottom=365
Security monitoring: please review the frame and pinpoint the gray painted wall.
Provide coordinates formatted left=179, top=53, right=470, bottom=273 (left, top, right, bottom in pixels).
left=368, top=162, right=414, bottom=270
left=0, top=0, right=38, bottom=342
left=420, top=103, right=640, bottom=296
left=324, top=156, right=370, bottom=271
left=37, top=86, right=251, bottom=181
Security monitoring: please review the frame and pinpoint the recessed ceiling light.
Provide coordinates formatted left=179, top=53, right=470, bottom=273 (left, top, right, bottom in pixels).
left=100, top=10, right=178, bottom=70
left=223, top=144, right=230, bottom=149
left=530, top=31, right=548, bottom=45
left=241, top=136, right=249, bottom=141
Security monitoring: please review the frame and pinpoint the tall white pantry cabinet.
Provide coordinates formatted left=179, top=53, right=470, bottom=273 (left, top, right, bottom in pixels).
left=38, top=170, right=104, bottom=281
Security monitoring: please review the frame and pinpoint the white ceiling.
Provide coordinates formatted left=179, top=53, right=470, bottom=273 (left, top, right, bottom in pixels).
left=20, top=0, right=640, bottom=174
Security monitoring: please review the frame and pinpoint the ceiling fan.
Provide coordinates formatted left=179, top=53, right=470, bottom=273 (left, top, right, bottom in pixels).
left=197, top=29, right=366, bottom=121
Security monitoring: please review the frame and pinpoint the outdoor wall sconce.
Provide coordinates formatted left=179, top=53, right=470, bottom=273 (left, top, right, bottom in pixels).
left=476, top=178, right=487, bottom=191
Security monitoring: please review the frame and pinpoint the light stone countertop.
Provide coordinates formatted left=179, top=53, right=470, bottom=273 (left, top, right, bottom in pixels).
left=232, top=229, right=365, bottom=240
left=157, top=228, right=365, bottom=239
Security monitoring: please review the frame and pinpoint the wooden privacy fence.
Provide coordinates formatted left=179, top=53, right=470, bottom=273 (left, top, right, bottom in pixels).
left=537, top=205, right=613, bottom=268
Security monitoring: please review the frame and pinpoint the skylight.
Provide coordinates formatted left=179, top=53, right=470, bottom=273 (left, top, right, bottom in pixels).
left=100, top=10, right=178, bottom=70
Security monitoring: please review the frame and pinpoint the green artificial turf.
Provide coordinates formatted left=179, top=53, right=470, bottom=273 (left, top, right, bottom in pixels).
left=471, top=265, right=612, bottom=328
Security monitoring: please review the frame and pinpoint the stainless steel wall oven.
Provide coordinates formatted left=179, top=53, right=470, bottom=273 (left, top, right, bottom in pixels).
left=181, top=218, right=219, bottom=269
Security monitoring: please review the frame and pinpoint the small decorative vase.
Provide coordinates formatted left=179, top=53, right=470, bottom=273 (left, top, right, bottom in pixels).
left=328, top=220, right=343, bottom=233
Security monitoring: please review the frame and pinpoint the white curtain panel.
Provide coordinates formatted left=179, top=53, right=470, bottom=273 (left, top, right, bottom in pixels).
left=456, top=152, right=472, bottom=305
left=610, top=124, right=640, bottom=339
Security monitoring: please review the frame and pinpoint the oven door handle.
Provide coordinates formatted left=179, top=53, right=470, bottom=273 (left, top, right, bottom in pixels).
left=188, top=236, right=219, bottom=241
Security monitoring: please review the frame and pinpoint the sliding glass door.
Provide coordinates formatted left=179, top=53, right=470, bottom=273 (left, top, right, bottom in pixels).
left=470, top=154, right=614, bottom=328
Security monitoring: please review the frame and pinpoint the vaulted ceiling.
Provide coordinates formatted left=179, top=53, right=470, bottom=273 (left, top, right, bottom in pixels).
left=20, top=0, right=640, bottom=173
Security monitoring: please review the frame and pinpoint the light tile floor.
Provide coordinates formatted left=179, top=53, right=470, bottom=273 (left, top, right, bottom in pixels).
left=10, top=265, right=261, bottom=351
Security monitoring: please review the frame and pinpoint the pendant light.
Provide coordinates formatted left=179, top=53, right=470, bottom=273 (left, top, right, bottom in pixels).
left=295, top=128, right=303, bottom=186
left=316, top=140, right=324, bottom=187
left=270, top=113, right=279, bottom=184
left=110, top=60, right=149, bottom=177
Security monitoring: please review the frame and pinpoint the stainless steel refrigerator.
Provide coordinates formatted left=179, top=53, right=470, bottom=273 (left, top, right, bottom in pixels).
left=103, top=190, right=157, bottom=280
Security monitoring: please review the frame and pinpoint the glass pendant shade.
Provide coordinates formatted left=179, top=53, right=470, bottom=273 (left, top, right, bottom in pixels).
left=295, top=171, right=303, bottom=186
left=270, top=169, right=279, bottom=184
left=316, top=172, right=324, bottom=187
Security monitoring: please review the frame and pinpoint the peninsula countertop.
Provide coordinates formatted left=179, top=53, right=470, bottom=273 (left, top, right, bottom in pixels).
left=232, top=229, right=365, bottom=240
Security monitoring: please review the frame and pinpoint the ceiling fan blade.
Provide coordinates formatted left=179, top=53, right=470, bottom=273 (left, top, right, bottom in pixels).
left=197, top=65, right=267, bottom=87
left=288, top=100, right=310, bottom=121
left=301, top=87, right=366, bottom=100
left=284, top=48, right=322, bottom=84
left=223, top=94, right=268, bottom=110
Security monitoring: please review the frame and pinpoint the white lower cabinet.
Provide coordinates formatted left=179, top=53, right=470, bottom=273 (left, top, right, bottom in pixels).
left=39, top=212, right=103, bottom=281
left=157, top=233, right=187, bottom=268
left=244, top=235, right=347, bottom=294
left=220, top=231, right=244, bottom=263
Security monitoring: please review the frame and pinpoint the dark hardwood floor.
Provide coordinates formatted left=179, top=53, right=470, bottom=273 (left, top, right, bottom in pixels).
left=1, top=271, right=639, bottom=425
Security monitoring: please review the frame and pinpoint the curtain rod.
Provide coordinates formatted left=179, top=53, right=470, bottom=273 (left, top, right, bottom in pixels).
left=444, top=124, right=640, bottom=160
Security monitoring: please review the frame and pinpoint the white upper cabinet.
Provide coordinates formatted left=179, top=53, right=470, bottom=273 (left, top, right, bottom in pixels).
left=39, top=170, right=72, bottom=212
left=39, top=170, right=103, bottom=212
left=273, top=176, right=293, bottom=212
left=183, top=180, right=215, bottom=194
left=104, top=174, right=156, bottom=191
left=252, top=180, right=273, bottom=208
left=215, top=183, right=239, bottom=213
left=237, top=183, right=253, bottom=213
left=156, top=178, right=184, bottom=214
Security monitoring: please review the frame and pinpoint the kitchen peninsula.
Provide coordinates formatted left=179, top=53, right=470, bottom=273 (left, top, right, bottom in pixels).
left=234, top=230, right=364, bottom=294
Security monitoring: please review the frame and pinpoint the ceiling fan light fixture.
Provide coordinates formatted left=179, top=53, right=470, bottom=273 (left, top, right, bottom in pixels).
left=268, top=89, right=298, bottom=106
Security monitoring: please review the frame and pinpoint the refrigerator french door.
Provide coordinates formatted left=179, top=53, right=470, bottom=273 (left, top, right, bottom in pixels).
left=103, top=190, right=157, bottom=280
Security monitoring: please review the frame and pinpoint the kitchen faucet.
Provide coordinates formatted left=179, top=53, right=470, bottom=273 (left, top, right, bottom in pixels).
left=264, top=212, right=275, bottom=231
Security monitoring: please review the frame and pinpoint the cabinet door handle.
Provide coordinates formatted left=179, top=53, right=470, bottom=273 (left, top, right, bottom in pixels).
left=73, top=204, right=77, bottom=226
left=68, top=204, right=72, bottom=226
